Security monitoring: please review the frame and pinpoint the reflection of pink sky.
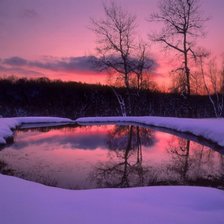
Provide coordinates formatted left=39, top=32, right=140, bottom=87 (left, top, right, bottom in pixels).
left=17, top=125, right=115, bottom=141
left=0, top=125, right=223, bottom=189
left=0, top=147, right=109, bottom=188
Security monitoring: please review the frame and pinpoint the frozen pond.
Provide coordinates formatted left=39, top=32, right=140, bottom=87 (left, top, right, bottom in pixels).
left=0, top=124, right=223, bottom=189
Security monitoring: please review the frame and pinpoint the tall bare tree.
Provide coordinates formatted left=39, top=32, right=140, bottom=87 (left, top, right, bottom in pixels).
left=91, top=1, right=154, bottom=115
left=150, top=0, right=208, bottom=96
left=198, top=55, right=224, bottom=117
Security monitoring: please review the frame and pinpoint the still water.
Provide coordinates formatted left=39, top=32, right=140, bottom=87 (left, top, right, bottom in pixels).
left=0, top=125, right=223, bottom=189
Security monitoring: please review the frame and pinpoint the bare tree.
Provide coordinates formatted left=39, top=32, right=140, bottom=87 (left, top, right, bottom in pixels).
left=198, top=55, right=224, bottom=117
left=91, top=1, right=154, bottom=115
left=111, top=86, right=127, bottom=116
left=150, top=0, right=208, bottom=96
left=131, top=42, right=156, bottom=92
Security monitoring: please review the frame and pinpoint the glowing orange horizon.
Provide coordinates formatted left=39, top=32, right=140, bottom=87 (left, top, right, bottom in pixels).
left=0, top=0, right=223, bottom=91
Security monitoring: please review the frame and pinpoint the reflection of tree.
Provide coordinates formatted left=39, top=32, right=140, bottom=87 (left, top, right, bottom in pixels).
left=167, top=138, right=224, bottom=187
left=92, top=126, right=155, bottom=188
left=168, top=139, right=190, bottom=182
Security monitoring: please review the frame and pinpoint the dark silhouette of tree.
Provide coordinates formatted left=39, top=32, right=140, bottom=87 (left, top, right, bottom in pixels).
left=150, top=0, right=208, bottom=96
left=198, top=55, right=224, bottom=117
left=90, top=1, right=154, bottom=115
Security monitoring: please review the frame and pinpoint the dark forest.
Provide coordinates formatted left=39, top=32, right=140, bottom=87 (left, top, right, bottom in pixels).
left=0, top=78, right=217, bottom=118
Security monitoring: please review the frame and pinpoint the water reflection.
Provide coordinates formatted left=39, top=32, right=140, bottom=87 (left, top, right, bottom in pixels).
left=92, top=126, right=155, bottom=188
left=0, top=125, right=223, bottom=190
left=167, top=138, right=224, bottom=187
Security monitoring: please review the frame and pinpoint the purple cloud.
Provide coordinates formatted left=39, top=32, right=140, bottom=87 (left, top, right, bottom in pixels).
left=2, top=56, right=100, bottom=73
left=4, top=57, right=28, bottom=66
left=1, top=55, right=157, bottom=78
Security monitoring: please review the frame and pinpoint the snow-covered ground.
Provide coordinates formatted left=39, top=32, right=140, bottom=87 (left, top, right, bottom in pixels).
left=1, top=116, right=224, bottom=147
left=77, top=116, right=224, bottom=147
left=0, top=174, right=224, bottom=224
left=0, top=117, right=73, bottom=145
left=1, top=116, right=224, bottom=223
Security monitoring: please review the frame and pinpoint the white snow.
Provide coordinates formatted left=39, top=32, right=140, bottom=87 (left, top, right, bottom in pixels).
left=76, top=116, right=224, bottom=147
left=0, top=174, right=224, bottom=224
left=1, top=116, right=224, bottom=147
left=1, top=116, right=224, bottom=223
left=0, top=117, right=73, bottom=144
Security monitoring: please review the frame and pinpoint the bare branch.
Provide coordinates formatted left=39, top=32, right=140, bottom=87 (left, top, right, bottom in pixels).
left=149, top=0, right=208, bottom=96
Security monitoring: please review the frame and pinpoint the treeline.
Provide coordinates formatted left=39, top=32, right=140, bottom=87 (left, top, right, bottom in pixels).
left=0, top=78, right=216, bottom=118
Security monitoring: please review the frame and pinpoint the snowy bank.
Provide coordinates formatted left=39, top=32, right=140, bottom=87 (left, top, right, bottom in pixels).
left=1, top=116, right=224, bottom=148
left=76, top=116, right=224, bottom=147
left=1, top=117, right=224, bottom=224
left=0, top=174, right=223, bottom=224
left=0, top=117, right=73, bottom=145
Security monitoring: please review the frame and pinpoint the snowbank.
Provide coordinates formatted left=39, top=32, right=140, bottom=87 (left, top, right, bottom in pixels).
left=0, top=174, right=223, bottom=224
left=0, top=117, right=73, bottom=145
left=76, top=116, right=224, bottom=147
left=1, top=117, right=224, bottom=223
left=1, top=116, right=224, bottom=148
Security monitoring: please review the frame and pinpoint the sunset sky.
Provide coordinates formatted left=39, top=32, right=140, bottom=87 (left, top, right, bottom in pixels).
left=0, top=0, right=224, bottom=87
